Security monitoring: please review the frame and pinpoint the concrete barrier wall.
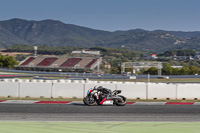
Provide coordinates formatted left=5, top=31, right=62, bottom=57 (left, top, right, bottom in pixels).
left=0, top=79, right=200, bottom=100
left=116, top=83, right=147, bottom=99
left=0, top=82, right=19, bottom=97
left=52, top=83, right=84, bottom=98
left=19, top=82, right=52, bottom=98
left=177, top=84, right=200, bottom=100
left=148, top=83, right=177, bottom=100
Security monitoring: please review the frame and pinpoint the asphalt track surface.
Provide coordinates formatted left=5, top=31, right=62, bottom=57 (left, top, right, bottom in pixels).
left=0, top=104, right=200, bottom=122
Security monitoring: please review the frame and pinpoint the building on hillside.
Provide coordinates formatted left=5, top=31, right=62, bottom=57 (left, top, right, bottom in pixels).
left=172, top=56, right=193, bottom=60
left=143, top=54, right=158, bottom=59
left=104, top=62, right=111, bottom=69
left=171, top=66, right=183, bottom=69
left=194, top=52, right=200, bottom=59
left=72, top=50, right=100, bottom=55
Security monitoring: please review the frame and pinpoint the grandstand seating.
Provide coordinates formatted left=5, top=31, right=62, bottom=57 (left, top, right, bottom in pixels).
left=37, top=57, right=58, bottom=67
left=20, top=57, right=35, bottom=66
left=18, top=56, right=101, bottom=71
left=85, top=59, right=98, bottom=68
left=29, top=57, right=45, bottom=67
left=76, top=57, right=94, bottom=68
left=50, top=58, right=68, bottom=68
left=60, top=58, right=82, bottom=68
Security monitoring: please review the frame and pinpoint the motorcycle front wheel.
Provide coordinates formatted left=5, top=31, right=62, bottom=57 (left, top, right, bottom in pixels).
left=83, top=96, right=96, bottom=106
left=115, top=95, right=127, bottom=106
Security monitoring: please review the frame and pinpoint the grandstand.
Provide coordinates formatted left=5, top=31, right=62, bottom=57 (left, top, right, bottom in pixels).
left=17, top=56, right=102, bottom=72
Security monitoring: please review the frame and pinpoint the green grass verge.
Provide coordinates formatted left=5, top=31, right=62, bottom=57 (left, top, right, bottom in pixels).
left=0, top=122, right=200, bottom=133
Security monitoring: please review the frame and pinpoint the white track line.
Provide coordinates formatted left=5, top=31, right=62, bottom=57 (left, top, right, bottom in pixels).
left=133, top=102, right=167, bottom=105
left=0, top=100, right=39, bottom=104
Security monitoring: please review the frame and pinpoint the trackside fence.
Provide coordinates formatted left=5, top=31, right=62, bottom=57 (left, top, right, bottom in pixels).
left=0, top=79, right=200, bottom=100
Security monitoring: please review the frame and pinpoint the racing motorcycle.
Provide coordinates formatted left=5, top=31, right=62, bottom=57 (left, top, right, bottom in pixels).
left=83, top=86, right=127, bottom=106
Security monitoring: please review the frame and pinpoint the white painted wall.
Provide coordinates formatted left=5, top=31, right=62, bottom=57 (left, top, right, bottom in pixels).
left=148, top=83, right=177, bottom=100
left=116, top=83, right=147, bottom=99
left=52, top=83, right=84, bottom=98
left=19, top=82, right=52, bottom=98
left=0, top=79, right=200, bottom=100
left=0, top=82, right=19, bottom=97
left=177, top=84, right=200, bottom=100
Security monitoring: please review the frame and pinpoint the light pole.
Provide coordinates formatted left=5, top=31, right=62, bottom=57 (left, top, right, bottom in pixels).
left=147, top=74, right=150, bottom=83
left=33, top=46, right=38, bottom=57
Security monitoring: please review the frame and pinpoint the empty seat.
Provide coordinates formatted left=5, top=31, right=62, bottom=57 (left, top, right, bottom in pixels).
left=50, top=58, right=68, bottom=68
left=20, top=57, right=35, bottom=66
left=37, top=57, right=58, bottom=66
left=60, top=58, right=82, bottom=68
left=30, top=57, right=45, bottom=67
left=76, top=58, right=94, bottom=68
left=85, top=59, right=98, bottom=68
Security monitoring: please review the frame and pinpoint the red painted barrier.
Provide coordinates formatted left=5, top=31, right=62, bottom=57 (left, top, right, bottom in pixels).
left=165, top=102, right=194, bottom=105
left=0, top=75, right=19, bottom=77
left=126, top=102, right=135, bottom=105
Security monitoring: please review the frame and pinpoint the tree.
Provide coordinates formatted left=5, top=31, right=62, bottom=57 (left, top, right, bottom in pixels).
left=189, top=66, right=199, bottom=75
left=162, top=63, right=173, bottom=75
left=15, top=54, right=29, bottom=61
left=162, top=49, right=196, bottom=57
left=144, top=67, right=158, bottom=75
left=110, top=66, right=121, bottom=74
left=0, top=55, right=18, bottom=68
left=180, top=66, right=190, bottom=75
left=0, top=55, right=6, bottom=67
left=172, top=68, right=181, bottom=75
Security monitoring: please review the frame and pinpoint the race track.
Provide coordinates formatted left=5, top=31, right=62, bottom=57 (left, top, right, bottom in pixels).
left=0, top=104, right=200, bottom=122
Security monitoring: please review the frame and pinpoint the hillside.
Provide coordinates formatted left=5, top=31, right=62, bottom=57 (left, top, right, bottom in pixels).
left=0, top=18, right=200, bottom=53
left=0, top=18, right=112, bottom=47
left=154, top=30, right=200, bottom=38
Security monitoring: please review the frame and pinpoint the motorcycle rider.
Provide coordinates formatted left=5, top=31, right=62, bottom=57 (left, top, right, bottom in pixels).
left=96, top=86, right=111, bottom=104
left=97, top=86, right=110, bottom=93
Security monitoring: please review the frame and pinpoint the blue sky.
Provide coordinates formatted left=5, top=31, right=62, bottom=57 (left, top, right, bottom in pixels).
left=0, top=0, right=200, bottom=31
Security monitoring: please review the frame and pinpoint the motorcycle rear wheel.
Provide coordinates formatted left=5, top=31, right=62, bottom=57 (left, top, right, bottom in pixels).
left=115, top=95, right=127, bottom=106
left=83, top=96, right=96, bottom=106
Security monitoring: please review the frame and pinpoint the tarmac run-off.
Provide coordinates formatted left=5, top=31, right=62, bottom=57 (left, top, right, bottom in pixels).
left=0, top=100, right=200, bottom=105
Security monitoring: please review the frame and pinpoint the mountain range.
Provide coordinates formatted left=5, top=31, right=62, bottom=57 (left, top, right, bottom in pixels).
left=0, top=18, right=200, bottom=53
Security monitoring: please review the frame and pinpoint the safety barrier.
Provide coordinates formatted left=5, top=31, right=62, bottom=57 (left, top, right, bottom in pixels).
left=147, top=83, right=177, bottom=100
left=0, top=79, right=199, bottom=100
